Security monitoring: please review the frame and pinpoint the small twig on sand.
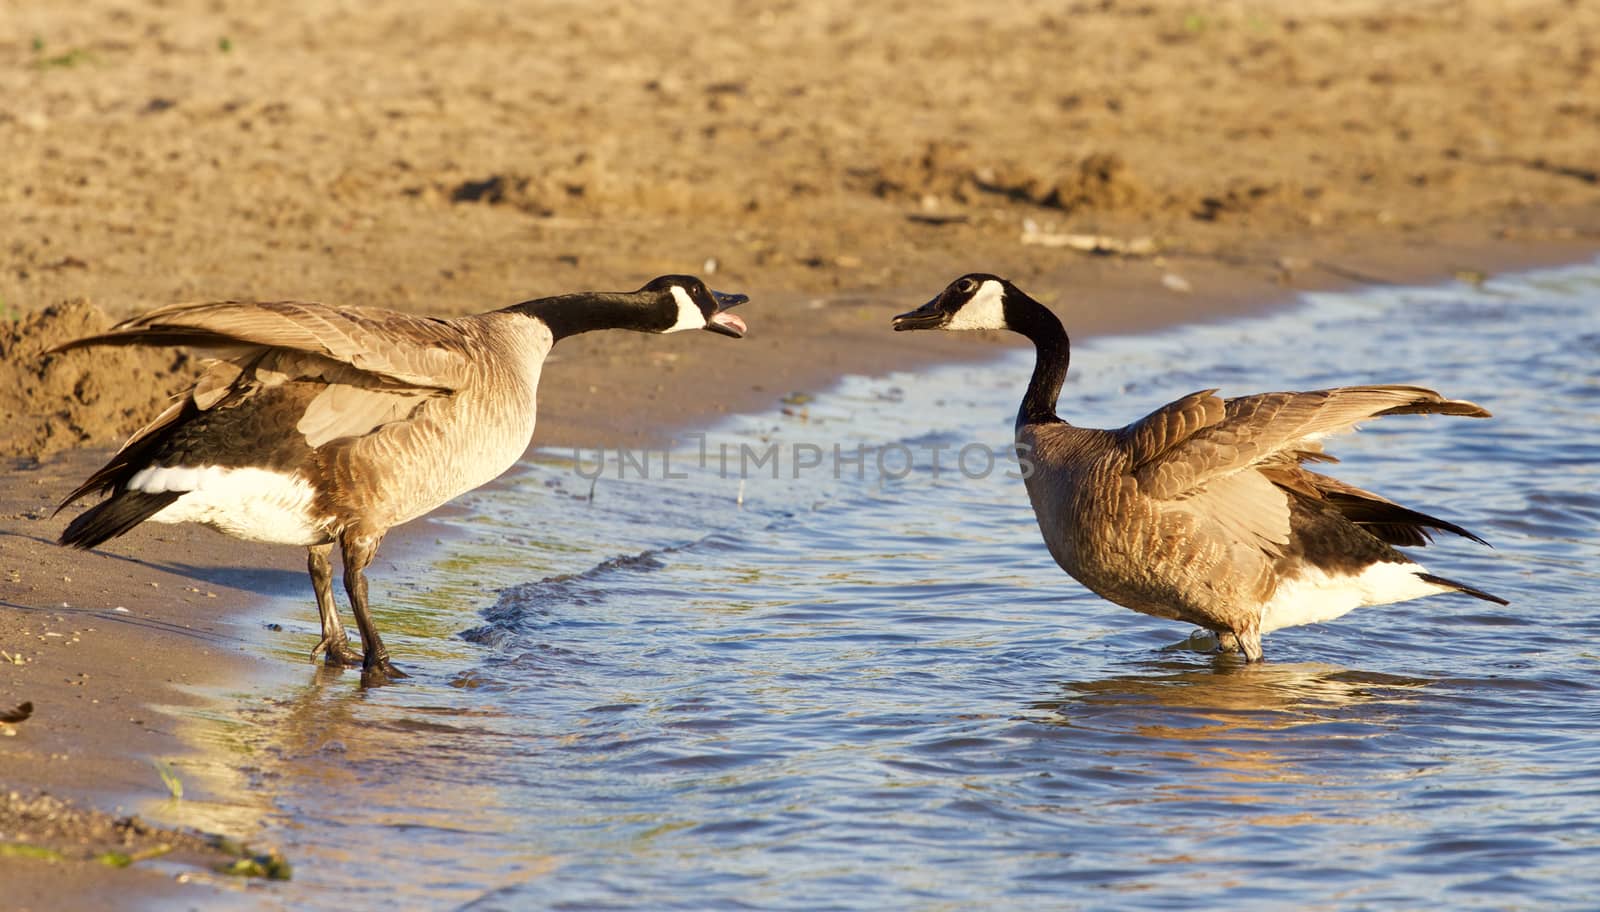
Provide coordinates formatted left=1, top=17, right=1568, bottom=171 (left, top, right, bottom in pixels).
left=1019, top=224, right=1158, bottom=256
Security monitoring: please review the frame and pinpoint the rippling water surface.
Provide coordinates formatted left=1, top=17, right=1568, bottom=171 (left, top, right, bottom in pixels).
left=187, top=264, right=1600, bottom=909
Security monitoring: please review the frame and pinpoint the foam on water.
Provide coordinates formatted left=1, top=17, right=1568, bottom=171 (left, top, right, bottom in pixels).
left=194, top=263, right=1600, bottom=910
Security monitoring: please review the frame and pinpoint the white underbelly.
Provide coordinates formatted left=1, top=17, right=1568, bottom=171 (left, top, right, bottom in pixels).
left=1259, top=560, right=1447, bottom=633
left=133, top=465, right=328, bottom=546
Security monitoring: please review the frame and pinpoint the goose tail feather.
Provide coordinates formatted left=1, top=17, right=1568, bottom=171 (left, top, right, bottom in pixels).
left=58, top=492, right=181, bottom=550
left=1416, top=572, right=1509, bottom=606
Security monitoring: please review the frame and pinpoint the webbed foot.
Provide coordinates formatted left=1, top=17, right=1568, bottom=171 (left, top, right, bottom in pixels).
left=310, top=635, right=365, bottom=668
left=1212, top=629, right=1265, bottom=662
left=1166, top=630, right=1264, bottom=662
left=1164, top=630, right=1227, bottom=654
left=359, top=654, right=410, bottom=687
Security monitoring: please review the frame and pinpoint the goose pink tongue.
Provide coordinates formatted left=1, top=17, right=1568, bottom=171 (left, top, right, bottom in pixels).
left=710, top=311, right=747, bottom=336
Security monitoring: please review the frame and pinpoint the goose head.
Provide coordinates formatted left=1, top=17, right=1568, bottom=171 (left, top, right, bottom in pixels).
left=641, top=275, right=748, bottom=337
left=892, top=273, right=1014, bottom=332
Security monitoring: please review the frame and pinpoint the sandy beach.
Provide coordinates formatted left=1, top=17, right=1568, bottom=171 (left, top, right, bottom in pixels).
left=3, top=0, right=1598, bottom=903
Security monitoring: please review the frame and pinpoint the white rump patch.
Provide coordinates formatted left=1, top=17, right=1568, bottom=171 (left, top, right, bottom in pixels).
left=127, top=465, right=205, bottom=494
left=129, top=465, right=325, bottom=545
left=666, top=286, right=707, bottom=333
left=945, top=279, right=1008, bottom=331
left=1259, top=561, right=1450, bottom=633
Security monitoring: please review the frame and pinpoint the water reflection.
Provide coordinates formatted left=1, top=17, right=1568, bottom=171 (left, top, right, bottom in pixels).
left=1037, top=661, right=1423, bottom=799
left=1043, top=659, right=1430, bottom=723
left=209, top=671, right=558, bottom=908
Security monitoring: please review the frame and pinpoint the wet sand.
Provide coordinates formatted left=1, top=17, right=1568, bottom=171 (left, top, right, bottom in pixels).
left=2, top=0, right=1598, bottom=903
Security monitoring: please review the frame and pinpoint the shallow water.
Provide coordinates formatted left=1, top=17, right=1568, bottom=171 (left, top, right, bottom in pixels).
left=179, top=263, right=1600, bottom=909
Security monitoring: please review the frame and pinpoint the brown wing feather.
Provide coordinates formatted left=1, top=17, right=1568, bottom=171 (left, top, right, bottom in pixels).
left=55, top=344, right=445, bottom=512
left=1117, top=389, right=1224, bottom=468
left=1283, top=469, right=1489, bottom=546
left=54, top=396, right=191, bottom=509
left=1131, top=385, right=1490, bottom=501
left=50, top=300, right=471, bottom=391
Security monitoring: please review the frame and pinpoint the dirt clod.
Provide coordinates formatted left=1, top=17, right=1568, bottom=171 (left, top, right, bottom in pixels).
left=0, top=302, right=196, bottom=460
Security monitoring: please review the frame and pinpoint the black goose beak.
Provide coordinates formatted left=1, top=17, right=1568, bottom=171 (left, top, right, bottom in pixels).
left=705, top=290, right=748, bottom=338
left=891, top=298, right=946, bottom=332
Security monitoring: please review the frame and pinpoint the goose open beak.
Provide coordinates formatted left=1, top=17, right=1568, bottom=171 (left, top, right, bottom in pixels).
left=891, top=298, right=946, bottom=331
left=705, top=290, right=748, bottom=338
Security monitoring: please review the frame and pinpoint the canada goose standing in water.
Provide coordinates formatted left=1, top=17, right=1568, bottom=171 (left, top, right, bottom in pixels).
left=893, top=274, right=1506, bottom=662
left=55, top=276, right=748, bottom=684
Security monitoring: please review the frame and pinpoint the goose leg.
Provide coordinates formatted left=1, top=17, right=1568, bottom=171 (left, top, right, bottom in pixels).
left=1233, top=626, right=1264, bottom=663
left=307, top=543, right=363, bottom=667
left=340, top=532, right=408, bottom=686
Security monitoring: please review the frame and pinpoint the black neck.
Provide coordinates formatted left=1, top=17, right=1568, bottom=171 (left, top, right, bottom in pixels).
left=1009, top=296, right=1071, bottom=428
left=508, top=293, right=659, bottom=342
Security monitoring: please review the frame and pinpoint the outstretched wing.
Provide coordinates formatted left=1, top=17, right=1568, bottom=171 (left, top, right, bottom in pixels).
left=1115, top=385, right=1491, bottom=555
left=1125, top=385, right=1489, bottom=501
left=50, top=300, right=471, bottom=391
left=53, top=301, right=465, bottom=509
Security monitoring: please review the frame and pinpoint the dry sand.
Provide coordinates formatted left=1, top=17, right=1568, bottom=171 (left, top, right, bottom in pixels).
left=2, top=0, right=1598, bottom=903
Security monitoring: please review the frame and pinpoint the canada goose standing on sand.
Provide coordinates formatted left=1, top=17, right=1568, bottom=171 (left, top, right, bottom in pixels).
left=892, top=274, right=1506, bottom=662
left=54, top=276, right=748, bottom=684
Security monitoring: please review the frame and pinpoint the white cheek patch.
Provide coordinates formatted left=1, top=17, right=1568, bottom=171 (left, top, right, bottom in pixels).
left=666, top=286, right=707, bottom=333
left=945, top=280, right=1009, bottom=331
